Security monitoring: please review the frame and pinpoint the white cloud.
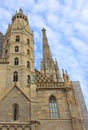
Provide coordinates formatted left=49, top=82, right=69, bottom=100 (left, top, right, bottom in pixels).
left=70, top=37, right=88, bottom=54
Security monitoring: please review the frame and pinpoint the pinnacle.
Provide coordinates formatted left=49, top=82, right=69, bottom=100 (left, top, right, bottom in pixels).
left=19, top=8, right=23, bottom=14
left=42, top=28, right=46, bottom=32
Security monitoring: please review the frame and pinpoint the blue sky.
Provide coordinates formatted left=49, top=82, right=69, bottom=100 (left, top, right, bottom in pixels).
left=0, top=0, right=88, bottom=110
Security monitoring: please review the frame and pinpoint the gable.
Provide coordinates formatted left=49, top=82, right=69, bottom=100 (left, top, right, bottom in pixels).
left=0, top=85, right=31, bottom=102
left=0, top=86, right=31, bottom=122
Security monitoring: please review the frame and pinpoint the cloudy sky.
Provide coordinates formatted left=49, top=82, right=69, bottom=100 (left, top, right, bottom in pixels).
left=0, top=0, right=88, bottom=109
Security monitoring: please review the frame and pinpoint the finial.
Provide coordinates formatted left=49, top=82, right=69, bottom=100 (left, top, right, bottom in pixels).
left=19, top=8, right=23, bottom=14
left=42, top=28, right=46, bottom=32
left=62, top=69, right=66, bottom=81
left=65, top=70, right=70, bottom=81
left=55, top=58, right=58, bottom=65
left=65, top=70, right=67, bottom=75
left=42, top=28, right=47, bottom=38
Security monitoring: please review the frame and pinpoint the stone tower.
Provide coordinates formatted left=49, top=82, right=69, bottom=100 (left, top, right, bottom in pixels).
left=41, top=28, right=61, bottom=82
left=2, top=9, right=34, bottom=89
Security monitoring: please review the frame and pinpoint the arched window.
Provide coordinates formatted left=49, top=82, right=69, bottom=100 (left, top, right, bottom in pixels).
left=13, top=103, right=19, bottom=121
left=27, top=75, right=31, bottom=84
left=49, top=96, right=58, bottom=118
left=14, top=57, right=19, bottom=65
left=16, top=35, right=20, bottom=42
left=7, top=39, right=9, bottom=43
left=27, top=61, right=30, bottom=69
left=27, top=39, right=30, bottom=45
left=13, top=71, right=18, bottom=82
left=5, top=49, right=8, bottom=58
left=27, top=49, right=30, bottom=55
left=15, top=46, right=19, bottom=52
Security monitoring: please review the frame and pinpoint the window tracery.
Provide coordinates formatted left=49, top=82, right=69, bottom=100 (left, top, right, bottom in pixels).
left=27, top=61, right=30, bottom=69
left=49, top=95, right=58, bottom=118
left=13, top=71, right=18, bottom=82
left=13, top=103, right=19, bottom=121
left=15, top=46, right=19, bottom=52
left=16, top=35, right=20, bottom=42
left=14, top=57, right=19, bottom=65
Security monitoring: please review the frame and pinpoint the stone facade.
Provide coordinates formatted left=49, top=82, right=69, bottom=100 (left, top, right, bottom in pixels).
left=72, top=81, right=88, bottom=130
left=0, top=9, right=87, bottom=130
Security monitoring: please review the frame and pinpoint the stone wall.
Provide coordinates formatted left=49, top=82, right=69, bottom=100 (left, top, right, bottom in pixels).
left=72, top=81, right=88, bottom=130
left=0, top=86, right=31, bottom=122
left=0, top=64, right=7, bottom=92
left=31, top=88, right=74, bottom=130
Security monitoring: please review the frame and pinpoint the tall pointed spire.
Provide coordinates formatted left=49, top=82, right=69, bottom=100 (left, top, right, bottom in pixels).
left=41, top=28, right=61, bottom=82
left=42, top=28, right=52, bottom=60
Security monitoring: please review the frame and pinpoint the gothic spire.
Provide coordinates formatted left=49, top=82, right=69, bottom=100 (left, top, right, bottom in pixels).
left=42, top=28, right=52, bottom=60
left=41, top=28, right=61, bottom=82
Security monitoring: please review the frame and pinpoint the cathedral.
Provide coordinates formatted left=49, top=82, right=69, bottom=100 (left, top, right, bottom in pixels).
left=0, top=9, right=88, bottom=130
